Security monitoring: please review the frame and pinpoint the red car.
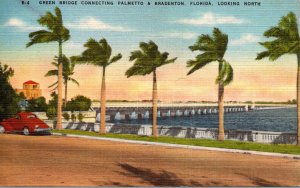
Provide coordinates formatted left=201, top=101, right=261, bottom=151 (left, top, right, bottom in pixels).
left=0, top=112, right=51, bottom=135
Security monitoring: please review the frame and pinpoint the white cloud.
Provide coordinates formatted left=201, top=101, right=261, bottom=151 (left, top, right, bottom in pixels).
left=6, top=18, right=26, bottom=27
left=164, top=32, right=197, bottom=39
left=231, top=34, right=260, bottom=46
left=4, top=18, right=42, bottom=31
left=67, top=17, right=134, bottom=32
left=177, top=12, right=246, bottom=26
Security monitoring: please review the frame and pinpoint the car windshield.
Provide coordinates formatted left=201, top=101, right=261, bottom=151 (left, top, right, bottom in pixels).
left=27, top=114, right=37, bottom=119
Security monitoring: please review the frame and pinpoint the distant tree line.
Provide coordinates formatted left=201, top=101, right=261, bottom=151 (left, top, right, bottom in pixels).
left=26, top=93, right=92, bottom=119
left=244, top=100, right=297, bottom=105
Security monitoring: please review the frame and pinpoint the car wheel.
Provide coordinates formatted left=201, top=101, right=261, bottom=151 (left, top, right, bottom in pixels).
left=0, top=125, right=5, bottom=134
left=23, top=127, right=30, bottom=136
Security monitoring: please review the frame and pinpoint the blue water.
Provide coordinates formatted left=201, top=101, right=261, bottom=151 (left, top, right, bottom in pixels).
left=109, top=107, right=297, bottom=133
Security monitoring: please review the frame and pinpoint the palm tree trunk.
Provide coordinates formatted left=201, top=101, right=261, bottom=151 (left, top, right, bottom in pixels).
left=218, top=61, right=225, bottom=141
left=64, top=80, right=68, bottom=108
left=297, top=53, right=300, bottom=146
left=56, top=42, right=63, bottom=130
left=100, top=66, right=106, bottom=134
left=152, top=69, right=158, bottom=137
left=218, top=83, right=225, bottom=141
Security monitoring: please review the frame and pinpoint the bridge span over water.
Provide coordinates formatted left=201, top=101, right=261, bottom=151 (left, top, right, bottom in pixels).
left=94, top=104, right=251, bottom=121
left=93, top=104, right=291, bottom=121
left=92, top=102, right=294, bottom=121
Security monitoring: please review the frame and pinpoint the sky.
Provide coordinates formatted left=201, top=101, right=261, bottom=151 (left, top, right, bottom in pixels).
left=0, top=0, right=299, bottom=102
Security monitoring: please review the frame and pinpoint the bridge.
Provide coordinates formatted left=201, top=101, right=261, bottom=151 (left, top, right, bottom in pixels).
left=91, top=102, right=295, bottom=121
left=94, top=104, right=250, bottom=121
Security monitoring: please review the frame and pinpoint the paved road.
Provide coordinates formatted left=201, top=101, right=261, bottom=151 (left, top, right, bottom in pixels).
left=0, top=134, right=299, bottom=186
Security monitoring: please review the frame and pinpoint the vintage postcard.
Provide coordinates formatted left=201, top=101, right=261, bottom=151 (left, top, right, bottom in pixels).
left=0, top=0, right=299, bottom=186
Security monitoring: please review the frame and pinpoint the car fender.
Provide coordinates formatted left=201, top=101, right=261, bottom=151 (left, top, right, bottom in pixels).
left=0, top=122, right=14, bottom=133
left=24, top=120, right=50, bottom=130
left=22, top=124, right=34, bottom=133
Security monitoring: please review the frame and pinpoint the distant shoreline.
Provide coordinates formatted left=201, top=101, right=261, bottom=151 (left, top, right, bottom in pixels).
left=91, top=101, right=296, bottom=108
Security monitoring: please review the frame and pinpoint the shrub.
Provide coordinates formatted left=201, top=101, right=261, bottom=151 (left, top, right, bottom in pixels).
left=78, top=113, right=84, bottom=122
left=66, top=95, right=92, bottom=111
left=71, top=113, right=76, bottom=122
left=46, top=107, right=56, bottom=120
left=63, top=112, right=70, bottom=121
left=27, top=97, right=48, bottom=112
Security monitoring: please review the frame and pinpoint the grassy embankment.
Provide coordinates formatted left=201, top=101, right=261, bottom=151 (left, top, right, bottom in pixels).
left=51, top=129, right=300, bottom=155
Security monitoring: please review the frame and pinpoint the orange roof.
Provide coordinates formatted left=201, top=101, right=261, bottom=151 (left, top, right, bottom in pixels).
left=23, top=80, right=39, bottom=85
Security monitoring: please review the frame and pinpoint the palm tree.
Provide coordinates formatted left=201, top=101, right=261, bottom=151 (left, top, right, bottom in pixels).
left=256, top=12, right=300, bottom=146
left=27, top=7, right=70, bottom=130
left=72, top=38, right=122, bottom=134
left=187, top=28, right=233, bottom=141
left=45, top=55, right=79, bottom=107
left=125, top=41, right=177, bottom=137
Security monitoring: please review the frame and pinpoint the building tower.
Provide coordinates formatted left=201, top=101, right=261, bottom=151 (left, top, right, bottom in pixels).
left=16, top=80, right=42, bottom=99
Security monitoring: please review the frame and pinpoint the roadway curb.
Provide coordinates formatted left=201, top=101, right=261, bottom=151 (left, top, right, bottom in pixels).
left=52, top=133, right=300, bottom=160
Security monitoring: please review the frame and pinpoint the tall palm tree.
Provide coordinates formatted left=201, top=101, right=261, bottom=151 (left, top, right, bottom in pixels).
left=187, top=28, right=233, bottom=141
left=27, top=7, right=70, bottom=130
left=256, top=12, right=300, bottom=146
left=72, top=38, right=122, bottom=134
left=45, top=55, right=79, bottom=107
left=125, top=41, right=177, bottom=137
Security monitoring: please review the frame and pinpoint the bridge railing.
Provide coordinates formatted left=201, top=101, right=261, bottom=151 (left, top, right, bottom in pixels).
left=58, top=122, right=297, bottom=145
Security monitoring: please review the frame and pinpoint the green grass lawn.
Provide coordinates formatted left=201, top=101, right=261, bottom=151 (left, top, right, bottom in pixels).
left=51, top=129, right=300, bottom=155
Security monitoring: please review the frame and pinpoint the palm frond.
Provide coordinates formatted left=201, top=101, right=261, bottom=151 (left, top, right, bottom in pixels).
left=264, top=26, right=287, bottom=38
left=68, top=78, right=80, bottom=86
left=259, top=40, right=292, bottom=61
left=48, top=81, right=58, bottom=88
left=84, top=38, right=99, bottom=48
left=161, top=57, right=177, bottom=66
left=186, top=51, right=218, bottom=75
left=109, top=53, right=122, bottom=64
left=189, top=34, right=215, bottom=52
left=187, top=58, right=211, bottom=75
left=70, top=56, right=82, bottom=63
left=216, top=61, right=226, bottom=84
left=257, top=11, right=299, bottom=61
left=213, top=27, right=228, bottom=59
left=27, top=7, right=70, bottom=48
left=216, top=61, right=233, bottom=86
left=130, top=50, right=143, bottom=61
left=126, top=41, right=175, bottom=77
left=37, top=7, right=69, bottom=42
left=50, top=86, right=58, bottom=91
left=188, top=52, right=218, bottom=67
left=51, top=62, right=58, bottom=66
left=76, top=37, right=122, bottom=68
left=125, top=64, right=153, bottom=77
left=38, top=11, right=57, bottom=30
left=187, top=28, right=228, bottom=76
left=256, top=51, right=270, bottom=60
left=99, top=38, right=112, bottom=61
left=46, top=54, right=79, bottom=89
left=27, top=30, right=58, bottom=47
left=287, top=41, right=300, bottom=53
left=54, top=6, right=63, bottom=27
left=223, top=62, right=233, bottom=86
left=45, top=69, right=58, bottom=77
left=60, top=27, right=70, bottom=42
